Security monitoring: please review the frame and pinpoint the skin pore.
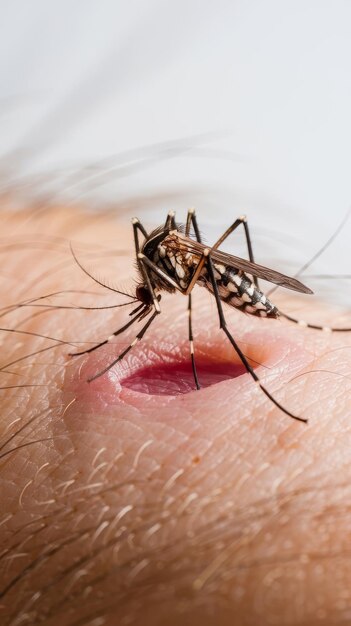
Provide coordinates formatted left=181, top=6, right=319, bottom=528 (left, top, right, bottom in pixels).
left=0, top=206, right=351, bottom=626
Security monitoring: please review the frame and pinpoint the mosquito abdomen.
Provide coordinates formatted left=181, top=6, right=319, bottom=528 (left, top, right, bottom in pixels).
left=200, top=264, right=279, bottom=318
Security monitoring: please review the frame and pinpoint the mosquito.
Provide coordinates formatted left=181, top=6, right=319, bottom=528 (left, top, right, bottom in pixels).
left=69, top=209, right=351, bottom=423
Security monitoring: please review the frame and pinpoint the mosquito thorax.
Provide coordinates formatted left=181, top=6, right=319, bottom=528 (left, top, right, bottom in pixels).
left=142, top=227, right=170, bottom=259
left=140, top=227, right=192, bottom=292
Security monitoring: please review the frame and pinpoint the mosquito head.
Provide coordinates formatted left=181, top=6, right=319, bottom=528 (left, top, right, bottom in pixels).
left=135, top=284, right=153, bottom=306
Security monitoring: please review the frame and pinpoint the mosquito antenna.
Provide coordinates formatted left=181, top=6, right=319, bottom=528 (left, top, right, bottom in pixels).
left=15, top=298, right=143, bottom=333
left=0, top=327, right=75, bottom=345
left=70, top=242, right=137, bottom=300
left=12, top=302, right=137, bottom=311
left=0, top=289, right=103, bottom=318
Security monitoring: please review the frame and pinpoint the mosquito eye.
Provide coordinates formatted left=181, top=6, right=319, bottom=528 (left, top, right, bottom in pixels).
left=136, top=285, right=153, bottom=305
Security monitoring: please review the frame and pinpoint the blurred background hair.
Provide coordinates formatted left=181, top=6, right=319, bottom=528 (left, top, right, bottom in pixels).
left=0, top=0, right=350, bottom=301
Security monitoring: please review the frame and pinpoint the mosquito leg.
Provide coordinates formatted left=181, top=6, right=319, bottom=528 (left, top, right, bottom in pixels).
left=131, top=218, right=148, bottom=248
left=132, top=219, right=162, bottom=313
left=88, top=309, right=158, bottom=382
left=186, top=208, right=259, bottom=287
left=69, top=307, right=148, bottom=357
left=280, top=311, right=351, bottom=333
left=205, top=252, right=307, bottom=423
left=183, top=209, right=210, bottom=295
left=138, top=228, right=204, bottom=388
left=187, top=208, right=255, bottom=261
left=137, top=254, right=183, bottom=292
left=186, top=207, right=202, bottom=241
left=240, top=218, right=258, bottom=288
left=188, top=293, right=200, bottom=389
left=164, top=210, right=176, bottom=230
left=212, top=216, right=259, bottom=288
left=185, top=209, right=202, bottom=389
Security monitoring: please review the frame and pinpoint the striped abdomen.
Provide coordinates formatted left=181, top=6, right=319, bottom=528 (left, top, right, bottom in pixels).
left=199, top=263, right=279, bottom=318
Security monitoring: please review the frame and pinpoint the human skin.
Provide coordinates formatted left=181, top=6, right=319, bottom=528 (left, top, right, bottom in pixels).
left=0, top=206, right=351, bottom=626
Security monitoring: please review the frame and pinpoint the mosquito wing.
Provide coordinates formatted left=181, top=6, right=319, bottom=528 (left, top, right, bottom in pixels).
left=184, top=238, right=313, bottom=294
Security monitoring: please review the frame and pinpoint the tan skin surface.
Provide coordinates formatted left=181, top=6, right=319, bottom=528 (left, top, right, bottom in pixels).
left=0, top=206, right=351, bottom=626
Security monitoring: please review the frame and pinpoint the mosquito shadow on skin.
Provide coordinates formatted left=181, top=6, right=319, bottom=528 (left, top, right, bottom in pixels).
left=120, top=361, right=247, bottom=396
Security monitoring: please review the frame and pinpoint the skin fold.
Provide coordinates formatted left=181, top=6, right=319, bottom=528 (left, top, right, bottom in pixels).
left=0, top=206, right=351, bottom=626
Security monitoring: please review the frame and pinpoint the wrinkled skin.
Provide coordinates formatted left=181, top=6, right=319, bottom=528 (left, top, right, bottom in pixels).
left=0, top=207, right=351, bottom=626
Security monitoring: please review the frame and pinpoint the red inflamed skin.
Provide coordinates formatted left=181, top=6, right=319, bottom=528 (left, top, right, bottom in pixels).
left=0, top=207, right=351, bottom=626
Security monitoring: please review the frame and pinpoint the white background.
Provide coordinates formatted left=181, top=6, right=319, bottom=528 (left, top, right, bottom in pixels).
left=0, top=0, right=350, bottom=295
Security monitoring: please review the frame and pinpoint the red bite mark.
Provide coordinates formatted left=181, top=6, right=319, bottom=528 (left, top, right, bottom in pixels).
left=120, top=361, right=247, bottom=396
